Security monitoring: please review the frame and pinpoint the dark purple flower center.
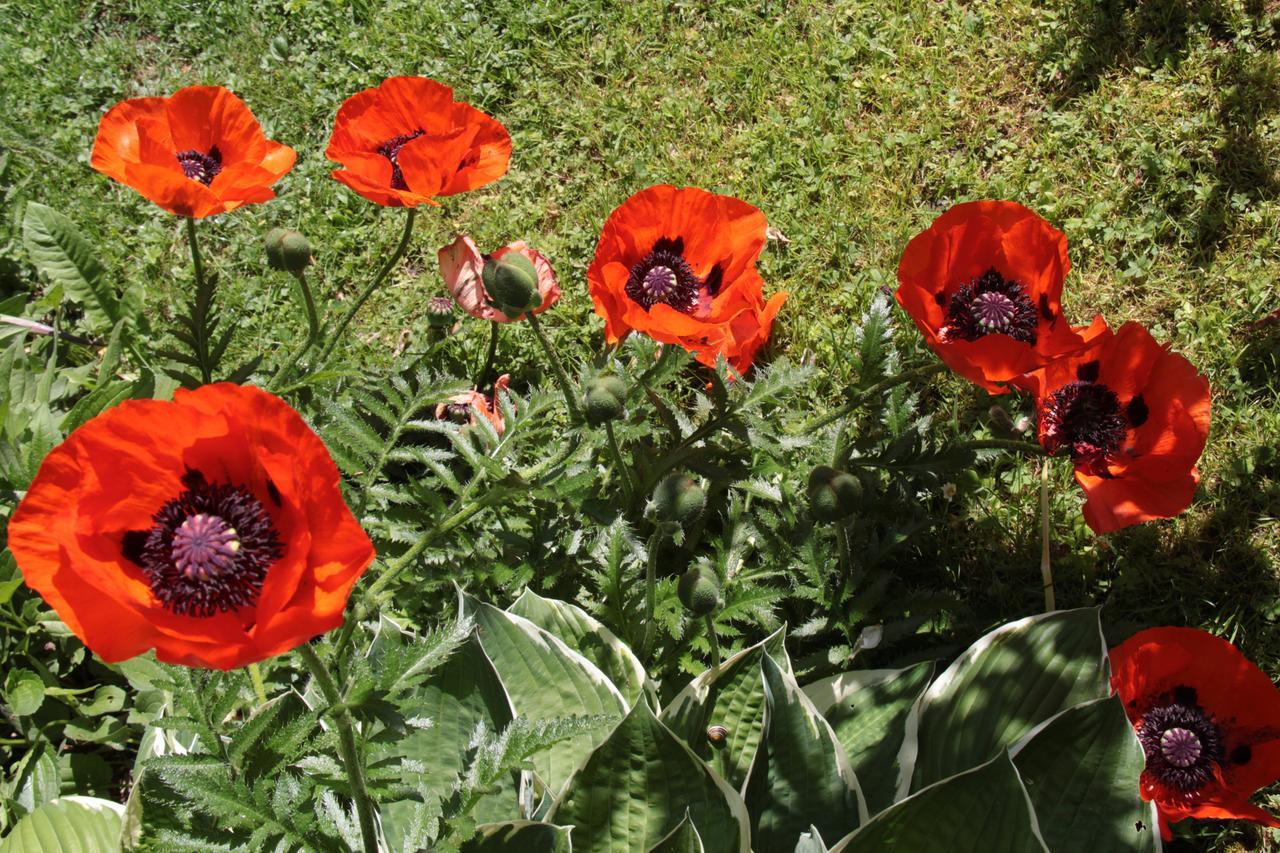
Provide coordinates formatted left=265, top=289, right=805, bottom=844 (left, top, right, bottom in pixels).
left=1041, top=379, right=1128, bottom=473
left=124, top=470, right=282, bottom=617
left=625, top=237, right=715, bottom=314
left=941, top=269, right=1039, bottom=344
left=1137, top=694, right=1225, bottom=795
left=377, top=130, right=425, bottom=190
left=176, top=146, right=223, bottom=186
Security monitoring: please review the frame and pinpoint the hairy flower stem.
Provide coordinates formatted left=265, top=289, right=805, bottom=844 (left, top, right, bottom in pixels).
left=474, top=321, right=500, bottom=388
left=956, top=438, right=1047, bottom=455
left=270, top=270, right=321, bottom=390
left=316, top=208, right=417, bottom=366
left=297, top=644, right=378, bottom=853
left=704, top=613, right=721, bottom=672
left=605, top=421, right=635, bottom=507
left=185, top=217, right=214, bottom=384
left=1040, top=457, right=1056, bottom=612
left=526, top=311, right=582, bottom=422
left=834, top=523, right=853, bottom=606
left=805, top=362, right=950, bottom=433
left=247, top=662, right=268, bottom=706
left=641, top=527, right=668, bottom=657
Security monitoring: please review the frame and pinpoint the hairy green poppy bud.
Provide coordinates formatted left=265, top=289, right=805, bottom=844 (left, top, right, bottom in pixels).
left=482, top=252, right=541, bottom=315
left=807, top=465, right=863, bottom=522
left=653, top=473, right=706, bottom=527
left=265, top=228, right=311, bottom=274
left=678, top=566, right=720, bottom=616
left=583, top=375, right=626, bottom=425
left=426, top=295, right=456, bottom=329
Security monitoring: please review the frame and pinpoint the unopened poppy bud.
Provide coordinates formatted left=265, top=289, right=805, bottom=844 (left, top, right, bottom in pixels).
left=807, top=465, right=863, bottom=522
left=265, top=228, right=311, bottom=274
left=426, top=295, right=455, bottom=329
left=584, top=375, right=626, bottom=425
left=482, top=252, right=541, bottom=315
left=678, top=566, right=720, bottom=616
left=653, top=473, right=705, bottom=527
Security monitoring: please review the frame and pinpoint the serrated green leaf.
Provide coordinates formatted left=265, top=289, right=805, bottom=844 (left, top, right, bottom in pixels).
left=1010, top=695, right=1158, bottom=853
left=549, top=700, right=749, bottom=853
left=745, top=654, right=864, bottom=849
left=902, top=608, right=1110, bottom=795
left=0, top=796, right=124, bottom=853
left=22, top=202, right=132, bottom=334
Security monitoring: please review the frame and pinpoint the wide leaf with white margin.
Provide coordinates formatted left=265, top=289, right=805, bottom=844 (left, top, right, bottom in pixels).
left=1010, top=695, right=1160, bottom=853
left=805, top=661, right=934, bottom=815
left=508, top=590, right=647, bottom=705
left=647, top=810, right=704, bottom=852
left=901, top=608, right=1110, bottom=794
left=830, top=753, right=1047, bottom=852
left=460, top=820, right=572, bottom=852
left=549, top=700, right=750, bottom=853
left=460, top=592, right=627, bottom=796
left=660, top=627, right=789, bottom=791
left=745, top=654, right=865, bottom=849
left=0, top=796, right=125, bottom=853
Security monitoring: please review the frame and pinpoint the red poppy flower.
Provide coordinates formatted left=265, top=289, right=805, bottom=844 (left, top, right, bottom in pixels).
left=435, top=374, right=511, bottom=434
left=1016, top=320, right=1211, bottom=534
left=1110, top=627, right=1280, bottom=840
left=896, top=200, right=1105, bottom=392
left=7, top=384, right=374, bottom=670
left=90, top=86, right=296, bottom=218
left=586, top=185, right=787, bottom=373
left=437, top=236, right=561, bottom=322
left=326, top=76, right=511, bottom=207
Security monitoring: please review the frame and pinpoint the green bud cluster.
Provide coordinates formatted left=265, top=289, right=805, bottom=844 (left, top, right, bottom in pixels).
left=482, top=252, right=542, bottom=316
left=264, top=228, right=312, bottom=275
left=584, top=375, right=626, bottom=425
left=678, top=566, right=720, bottom=616
left=652, top=473, right=706, bottom=527
left=807, top=465, right=863, bottom=522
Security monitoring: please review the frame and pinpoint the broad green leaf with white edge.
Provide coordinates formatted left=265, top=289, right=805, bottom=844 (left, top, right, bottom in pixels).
left=805, top=661, right=935, bottom=815
left=829, top=753, right=1047, bottom=853
left=660, top=627, right=789, bottom=791
left=745, top=654, right=865, bottom=849
left=0, top=796, right=125, bottom=853
left=8, top=743, right=59, bottom=816
left=646, top=810, right=703, bottom=852
left=21, top=202, right=135, bottom=335
left=461, top=820, right=573, bottom=852
left=461, top=592, right=627, bottom=795
left=795, top=826, right=828, bottom=853
left=1010, top=695, right=1160, bottom=853
left=901, top=608, right=1110, bottom=795
left=550, top=700, right=750, bottom=853
left=508, top=589, right=648, bottom=705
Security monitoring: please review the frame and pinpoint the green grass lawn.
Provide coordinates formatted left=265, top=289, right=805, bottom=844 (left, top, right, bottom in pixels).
left=2, top=0, right=1279, bottom=847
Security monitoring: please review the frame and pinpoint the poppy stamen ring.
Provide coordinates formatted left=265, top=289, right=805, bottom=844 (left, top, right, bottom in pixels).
left=624, top=237, right=701, bottom=314
left=941, top=268, right=1039, bottom=344
left=1041, top=380, right=1128, bottom=472
left=377, top=130, right=425, bottom=190
left=1137, top=699, right=1225, bottom=794
left=176, top=146, right=223, bottom=186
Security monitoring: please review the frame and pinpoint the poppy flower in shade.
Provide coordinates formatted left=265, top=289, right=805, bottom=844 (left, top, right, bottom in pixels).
left=587, top=185, right=787, bottom=373
left=1110, top=627, right=1280, bottom=840
left=435, top=374, right=511, bottom=434
left=1015, top=320, right=1211, bottom=534
left=437, top=235, right=561, bottom=322
left=6, top=384, right=374, bottom=670
left=896, top=200, right=1106, bottom=393
left=326, top=76, right=511, bottom=207
left=90, top=86, right=296, bottom=218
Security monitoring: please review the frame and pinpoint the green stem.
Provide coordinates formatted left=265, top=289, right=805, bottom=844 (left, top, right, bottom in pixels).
left=525, top=311, right=581, bottom=422
left=805, top=362, right=949, bottom=433
left=297, top=644, right=378, bottom=853
left=270, top=270, right=321, bottom=390
left=604, top=421, right=635, bottom=506
left=957, top=438, right=1047, bottom=455
left=474, top=321, right=500, bottom=388
left=316, top=208, right=417, bottom=366
left=641, top=527, right=667, bottom=656
left=184, top=217, right=212, bottom=383
left=834, top=523, right=852, bottom=606
left=1040, top=457, right=1056, bottom=612
left=704, top=613, right=721, bottom=672
left=248, top=663, right=268, bottom=706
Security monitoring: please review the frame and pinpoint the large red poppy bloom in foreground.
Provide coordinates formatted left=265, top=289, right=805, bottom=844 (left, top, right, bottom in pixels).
left=587, top=185, right=787, bottom=373
left=7, top=384, right=374, bottom=669
left=896, top=200, right=1104, bottom=392
left=326, top=76, right=511, bottom=207
left=1110, top=627, right=1280, bottom=840
left=1016, top=320, right=1211, bottom=534
left=91, top=86, right=296, bottom=218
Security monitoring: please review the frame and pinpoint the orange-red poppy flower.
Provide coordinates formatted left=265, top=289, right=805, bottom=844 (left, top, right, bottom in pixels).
left=1016, top=321, right=1211, bottom=534
left=7, top=384, right=374, bottom=669
left=586, top=185, right=787, bottom=373
left=437, top=235, right=561, bottom=322
left=435, top=374, right=511, bottom=434
left=326, top=76, right=511, bottom=207
left=90, top=86, right=295, bottom=218
left=896, top=200, right=1105, bottom=393
left=1110, top=627, right=1280, bottom=840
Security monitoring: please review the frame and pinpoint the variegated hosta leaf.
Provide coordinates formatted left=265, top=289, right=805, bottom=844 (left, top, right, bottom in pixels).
left=0, top=796, right=125, bottom=853
left=646, top=810, right=704, bottom=853
left=460, top=820, right=573, bottom=852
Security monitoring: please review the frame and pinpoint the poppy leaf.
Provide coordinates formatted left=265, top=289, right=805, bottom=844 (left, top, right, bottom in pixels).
left=0, top=796, right=125, bottom=853
left=900, top=607, right=1110, bottom=795
left=1010, top=695, right=1157, bottom=853
left=460, top=821, right=573, bottom=852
